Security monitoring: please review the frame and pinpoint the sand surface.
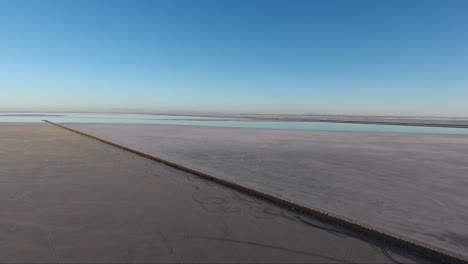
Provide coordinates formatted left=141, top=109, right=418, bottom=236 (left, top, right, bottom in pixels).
left=0, top=124, right=428, bottom=263
left=65, top=123, right=468, bottom=259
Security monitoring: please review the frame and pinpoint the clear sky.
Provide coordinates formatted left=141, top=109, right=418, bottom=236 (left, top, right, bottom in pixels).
left=1, top=0, right=467, bottom=116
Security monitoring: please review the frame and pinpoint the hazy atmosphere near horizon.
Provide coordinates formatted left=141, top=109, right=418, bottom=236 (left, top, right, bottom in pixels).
left=1, top=0, right=467, bottom=116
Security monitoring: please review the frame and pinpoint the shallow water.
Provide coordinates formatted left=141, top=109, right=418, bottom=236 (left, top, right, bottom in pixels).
left=1, top=112, right=468, bottom=135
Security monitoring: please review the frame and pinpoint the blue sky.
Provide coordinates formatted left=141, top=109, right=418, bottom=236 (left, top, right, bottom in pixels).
left=1, top=0, right=467, bottom=116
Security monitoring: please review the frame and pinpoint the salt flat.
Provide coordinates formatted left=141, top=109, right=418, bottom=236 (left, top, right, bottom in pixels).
left=0, top=124, right=428, bottom=263
left=65, top=123, right=468, bottom=259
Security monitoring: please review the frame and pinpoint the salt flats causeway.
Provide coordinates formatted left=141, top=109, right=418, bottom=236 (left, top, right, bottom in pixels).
left=0, top=123, right=434, bottom=263
left=56, top=122, right=468, bottom=262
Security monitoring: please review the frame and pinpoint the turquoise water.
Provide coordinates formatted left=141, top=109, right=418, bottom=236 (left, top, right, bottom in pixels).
left=1, top=112, right=468, bottom=135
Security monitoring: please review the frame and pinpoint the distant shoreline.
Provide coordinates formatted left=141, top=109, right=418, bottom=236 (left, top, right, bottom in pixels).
left=1, top=112, right=468, bottom=128
left=0, top=114, right=65, bottom=117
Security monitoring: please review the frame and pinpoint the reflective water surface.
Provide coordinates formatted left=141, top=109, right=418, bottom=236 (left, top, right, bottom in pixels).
left=1, top=112, right=468, bottom=135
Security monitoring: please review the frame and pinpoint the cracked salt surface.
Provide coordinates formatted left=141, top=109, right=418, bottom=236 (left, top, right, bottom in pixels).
left=66, top=123, right=468, bottom=259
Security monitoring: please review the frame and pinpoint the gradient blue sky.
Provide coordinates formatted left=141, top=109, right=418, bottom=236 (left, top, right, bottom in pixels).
left=1, top=0, right=467, bottom=116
